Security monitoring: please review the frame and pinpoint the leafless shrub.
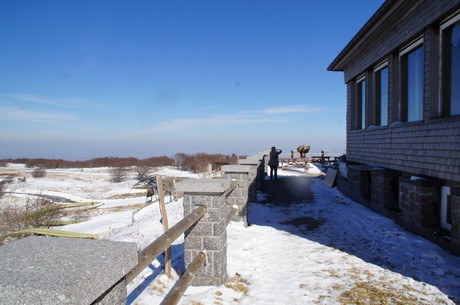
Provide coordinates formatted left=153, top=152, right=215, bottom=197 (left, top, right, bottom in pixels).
left=179, top=153, right=239, bottom=173
left=0, top=177, right=13, bottom=198
left=135, top=164, right=152, bottom=180
left=0, top=196, right=63, bottom=244
left=31, top=166, right=47, bottom=178
left=0, top=160, right=8, bottom=167
left=109, top=166, right=129, bottom=183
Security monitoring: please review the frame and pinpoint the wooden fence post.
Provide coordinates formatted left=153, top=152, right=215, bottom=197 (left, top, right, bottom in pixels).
left=156, top=175, right=172, bottom=278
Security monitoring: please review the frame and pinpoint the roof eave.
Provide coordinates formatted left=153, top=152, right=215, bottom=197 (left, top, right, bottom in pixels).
left=327, top=0, right=398, bottom=72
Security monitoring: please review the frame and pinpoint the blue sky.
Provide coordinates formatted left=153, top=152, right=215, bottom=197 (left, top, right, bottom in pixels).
left=0, top=0, right=384, bottom=160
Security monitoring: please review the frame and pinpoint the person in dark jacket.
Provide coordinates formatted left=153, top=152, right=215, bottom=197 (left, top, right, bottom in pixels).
left=268, top=146, right=282, bottom=180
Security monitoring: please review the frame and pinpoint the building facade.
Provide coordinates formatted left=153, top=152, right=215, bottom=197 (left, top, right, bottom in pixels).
left=329, top=0, right=460, bottom=254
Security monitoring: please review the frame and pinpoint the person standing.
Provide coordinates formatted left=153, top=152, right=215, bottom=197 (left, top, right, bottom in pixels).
left=268, top=146, right=282, bottom=180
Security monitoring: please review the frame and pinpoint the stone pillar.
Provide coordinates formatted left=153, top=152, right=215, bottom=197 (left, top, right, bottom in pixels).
left=238, top=158, right=260, bottom=202
left=221, top=165, right=254, bottom=225
left=176, top=178, right=232, bottom=286
left=450, top=188, right=460, bottom=255
left=370, top=169, right=399, bottom=216
left=397, top=177, right=440, bottom=234
left=345, top=164, right=372, bottom=206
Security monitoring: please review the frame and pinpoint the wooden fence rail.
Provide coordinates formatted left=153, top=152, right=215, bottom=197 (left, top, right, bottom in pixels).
left=160, top=251, right=207, bottom=305
left=126, top=205, right=207, bottom=283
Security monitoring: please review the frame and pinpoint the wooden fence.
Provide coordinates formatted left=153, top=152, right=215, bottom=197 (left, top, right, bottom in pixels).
left=126, top=175, right=239, bottom=305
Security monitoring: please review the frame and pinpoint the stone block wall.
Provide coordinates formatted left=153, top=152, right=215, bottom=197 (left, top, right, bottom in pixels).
left=340, top=164, right=372, bottom=207
left=396, top=177, right=440, bottom=234
left=221, top=165, right=253, bottom=226
left=370, top=169, right=399, bottom=216
left=450, top=189, right=460, bottom=255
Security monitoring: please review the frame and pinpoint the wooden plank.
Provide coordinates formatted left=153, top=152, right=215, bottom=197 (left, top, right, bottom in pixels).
left=156, top=175, right=172, bottom=278
left=126, top=206, right=207, bottom=283
left=160, top=252, right=207, bottom=305
left=9, top=228, right=100, bottom=239
left=324, top=168, right=338, bottom=188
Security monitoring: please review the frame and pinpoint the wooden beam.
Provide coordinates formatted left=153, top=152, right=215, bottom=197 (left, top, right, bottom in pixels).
left=157, top=175, right=172, bottom=278
left=126, top=205, right=207, bottom=283
left=160, top=251, right=207, bottom=305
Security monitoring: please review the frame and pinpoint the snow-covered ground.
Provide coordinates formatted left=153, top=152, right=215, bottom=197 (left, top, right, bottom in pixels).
left=1, top=163, right=460, bottom=304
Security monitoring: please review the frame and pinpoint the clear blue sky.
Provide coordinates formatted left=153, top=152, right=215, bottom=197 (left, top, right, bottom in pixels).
left=0, top=0, right=384, bottom=160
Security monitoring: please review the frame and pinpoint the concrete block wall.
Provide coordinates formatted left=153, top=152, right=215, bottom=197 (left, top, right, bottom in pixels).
left=176, top=178, right=233, bottom=286
left=0, top=236, right=137, bottom=305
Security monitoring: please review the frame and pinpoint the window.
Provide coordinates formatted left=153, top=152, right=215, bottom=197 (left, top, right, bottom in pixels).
left=356, top=76, right=366, bottom=130
left=400, top=39, right=424, bottom=122
left=374, top=62, right=389, bottom=126
left=441, top=14, right=460, bottom=116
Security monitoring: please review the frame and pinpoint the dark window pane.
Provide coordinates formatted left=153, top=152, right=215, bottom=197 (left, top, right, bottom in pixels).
left=451, top=23, right=460, bottom=115
left=379, top=67, right=388, bottom=126
left=407, top=46, right=424, bottom=121
left=361, top=80, right=366, bottom=129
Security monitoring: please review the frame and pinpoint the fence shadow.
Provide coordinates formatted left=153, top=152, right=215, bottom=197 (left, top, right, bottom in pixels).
left=126, top=243, right=184, bottom=305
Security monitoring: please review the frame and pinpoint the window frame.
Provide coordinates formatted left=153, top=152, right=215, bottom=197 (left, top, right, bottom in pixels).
left=374, top=60, right=389, bottom=126
left=441, top=186, right=452, bottom=231
left=355, top=74, right=366, bottom=130
left=440, top=13, right=460, bottom=117
left=399, top=37, right=424, bottom=122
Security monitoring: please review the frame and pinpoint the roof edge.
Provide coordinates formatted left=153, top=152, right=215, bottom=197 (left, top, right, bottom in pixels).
left=327, top=0, right=397, bottom=72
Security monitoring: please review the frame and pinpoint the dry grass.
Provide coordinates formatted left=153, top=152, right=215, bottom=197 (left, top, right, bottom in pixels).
left=108, top=191, right=146, bottom=199
left=225, top=273, right=250, bottom=296
left=149, top=278, right=168, bottom=295
left=338, top=281, right=436, bottom=305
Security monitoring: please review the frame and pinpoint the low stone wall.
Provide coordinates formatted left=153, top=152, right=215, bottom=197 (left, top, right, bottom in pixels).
left=451, top=189, right=460, bottom=255
left=176, top=155, right=263, bottom=286
left=0, top=236, right=137, bottom=305
left=337, top=164, right=372, bottom=206
left=370, top=169, right=399, bottom=216
left=396, top=177, right=440, bottom=230
left=337, top=161, right=460, bottom=256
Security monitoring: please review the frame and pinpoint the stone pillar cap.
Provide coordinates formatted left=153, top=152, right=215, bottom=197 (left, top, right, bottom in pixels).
left=176, top=178, right=231, bottom=193
left=0, top=236, right=137, bottom=305
left=221, top=165, right=253, bottom=173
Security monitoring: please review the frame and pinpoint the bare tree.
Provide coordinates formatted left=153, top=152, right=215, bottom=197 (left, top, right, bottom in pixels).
left=31, top=166, right=47, bottom=178
left=135, top=164, right=152, bottom=180
left=109, top=166, right=129, bottom=183
left=0, top=177, right=13, bottom=198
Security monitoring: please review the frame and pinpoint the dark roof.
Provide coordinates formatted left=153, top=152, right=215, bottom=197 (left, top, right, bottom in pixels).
left=327, top=0, right=397, bottom=72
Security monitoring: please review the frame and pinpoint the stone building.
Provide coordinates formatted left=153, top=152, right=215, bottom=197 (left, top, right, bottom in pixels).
left=328, top=0, right=460, bottom=254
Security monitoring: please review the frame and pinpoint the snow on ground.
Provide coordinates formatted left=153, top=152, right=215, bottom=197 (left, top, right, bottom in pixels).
left=1, top=164, right=460, bottom=304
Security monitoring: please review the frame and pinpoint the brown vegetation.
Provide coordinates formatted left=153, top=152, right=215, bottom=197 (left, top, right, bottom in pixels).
left=31, top=166, right=47, bottom=178
left=175, top=153, right=239, bottom=173
left=0, top=177, right=13, bottom=198
left=5, top=153, right=241, bottom=174
left=0, top=197, right=64, bottom=244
